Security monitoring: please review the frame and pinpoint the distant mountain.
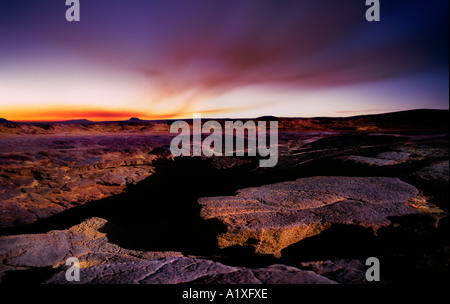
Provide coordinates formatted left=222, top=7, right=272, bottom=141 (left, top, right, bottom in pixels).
left=347, top=108, right=447, bottom=120
left=1, top=109, right=447, bottom=134
left=57, top=119, right=94, bottom=124
left=343, top=109, right=449, bottom=130
left=268, top=108, right=449, bottom=132
left=256, top=115, right=280, bottom=121
left=0, top=118, right=13, bottom=124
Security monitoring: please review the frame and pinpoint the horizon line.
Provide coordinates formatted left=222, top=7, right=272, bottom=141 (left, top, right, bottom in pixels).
left=2, top=108, right=448, bottom=123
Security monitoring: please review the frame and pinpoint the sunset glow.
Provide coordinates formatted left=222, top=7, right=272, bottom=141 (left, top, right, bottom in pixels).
left=0, top=0, right=448, bottom=121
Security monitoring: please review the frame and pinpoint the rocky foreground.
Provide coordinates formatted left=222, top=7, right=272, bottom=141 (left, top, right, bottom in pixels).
left=199, top=176, right=428, bottom=257
left=0, top=217, right=359, bottom=284
left=0, top=110, right=448, bottom=284
left=0, top=134, right=170, bottom=227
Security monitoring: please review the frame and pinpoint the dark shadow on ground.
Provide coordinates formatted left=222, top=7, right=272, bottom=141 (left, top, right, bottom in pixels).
left=0, top=132, right=448, bottom=281
left=280, top=214, right=449, bottom=284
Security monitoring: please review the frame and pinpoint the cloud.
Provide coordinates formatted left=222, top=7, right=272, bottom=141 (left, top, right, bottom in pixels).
left=1, top=0, right=447, bottom=119
left=138, top=0, right=444, bottom=104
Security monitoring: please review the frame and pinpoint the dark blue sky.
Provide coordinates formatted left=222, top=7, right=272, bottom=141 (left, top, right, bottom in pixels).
left=0, top=0, right=448, bottom=120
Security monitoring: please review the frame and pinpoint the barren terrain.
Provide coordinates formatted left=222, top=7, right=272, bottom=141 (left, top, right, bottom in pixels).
left=0, top=109, right=448, bottom=284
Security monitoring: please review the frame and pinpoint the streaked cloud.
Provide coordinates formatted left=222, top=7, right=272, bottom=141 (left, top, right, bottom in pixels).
left=0, top=0, right=448, bottom=120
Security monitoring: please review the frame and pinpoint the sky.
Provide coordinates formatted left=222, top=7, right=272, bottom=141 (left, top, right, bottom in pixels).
left=0, top=0, right=448, bottom=121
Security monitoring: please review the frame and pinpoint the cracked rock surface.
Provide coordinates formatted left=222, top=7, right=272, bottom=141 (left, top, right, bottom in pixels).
left=0, top=217, right=182, bottom=282
left=44, top=257, right=336, bottom=284
left=300, top=259, right=367, bottom=284
left=199, top=176, right=423, bottom=257
left=0, top=112, right=448, bottom=284
left=0, top=217, right=338, bottom=284
left=0, top=135, right=172, bottom=227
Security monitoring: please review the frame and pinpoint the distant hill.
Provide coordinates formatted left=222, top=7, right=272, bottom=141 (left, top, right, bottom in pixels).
left=339, top=109, right=449, bottom=131
left=256, top=115, right=280, bottom=121
left=0, top=109, right=448, bottom=135
left=0, top=118, right=16, bottom=124
left=271, top=109, right=449, bottom=132
left=57, top=119, right=94, bottom=124
left=347, top=108, right=447, bottom=121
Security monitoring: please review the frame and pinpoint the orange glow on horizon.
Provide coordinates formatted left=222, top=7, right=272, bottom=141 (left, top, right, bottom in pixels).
left=1, top=104, right=253, bottom=122
left=2, top=105, right=162, bottom=122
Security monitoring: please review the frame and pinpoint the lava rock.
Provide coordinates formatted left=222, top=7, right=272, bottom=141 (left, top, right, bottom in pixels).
left=199, top=176, right=422, bottom=257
